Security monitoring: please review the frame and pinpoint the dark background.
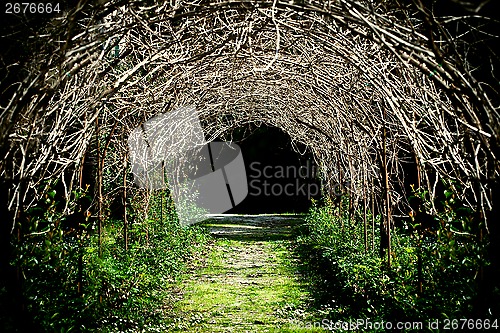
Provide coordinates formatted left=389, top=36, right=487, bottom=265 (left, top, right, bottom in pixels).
left=221, top=125, right=321, bottom=214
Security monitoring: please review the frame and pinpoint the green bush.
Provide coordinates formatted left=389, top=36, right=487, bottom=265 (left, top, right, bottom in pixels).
left=13, top=183, right=210, bottom=332
left=297, top=182, right=491, bottom=324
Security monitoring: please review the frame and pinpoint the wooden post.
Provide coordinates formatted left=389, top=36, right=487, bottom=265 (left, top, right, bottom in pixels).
left=77, top=156, right=84, bottom=297
left=479, top=210, right=484, bottom=282
left=363, top=157, right=368, bottom=253
left=16, top=208, right=24, bottom=313
left=77, top=218, right=84, bottom=297
left=77, top=111, right=88, bottom=297
left=347, top=142, right=353, bottom=224
left=415, top=155, right=423, bottom=295
left=96, top=117, right=103, bottom=259
left=95, top=117, right=104, bottom=305
left=160, top=162, right=164, bottom=223
left=370, top=172, right=376, bottom=252
left=381, top=104, right=392, bottom=267
left=123, top=150, right=128, bottom=251
left=337, top=154, right=343, bottom=229
left=413, top=106, right=422, bottom=294
left=371, top=184, right=375, bottom=251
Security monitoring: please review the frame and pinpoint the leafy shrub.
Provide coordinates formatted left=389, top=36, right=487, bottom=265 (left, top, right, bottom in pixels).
left=13, top=183, right=210, bottom=332
left=297, top=182, right=491, bottom=324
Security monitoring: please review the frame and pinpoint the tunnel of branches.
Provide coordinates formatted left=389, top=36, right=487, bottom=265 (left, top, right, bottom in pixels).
left=1, top=0, right=500, bottom=279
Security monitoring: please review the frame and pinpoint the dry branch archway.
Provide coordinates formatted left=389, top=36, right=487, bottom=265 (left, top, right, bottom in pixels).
left=1, top=0, right=499, bottom=239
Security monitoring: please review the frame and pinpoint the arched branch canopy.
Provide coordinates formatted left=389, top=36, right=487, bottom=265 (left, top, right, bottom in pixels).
left=1, top=0, right=499, bottom=228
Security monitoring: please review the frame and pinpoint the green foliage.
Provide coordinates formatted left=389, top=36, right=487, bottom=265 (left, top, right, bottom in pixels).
left=297, top=181, right=490, bottom=323
left=13, top=183, right=210, bottom=332
left=13, top=181, right=91, bottom=332
left=407, top=181, right=489, bottom=317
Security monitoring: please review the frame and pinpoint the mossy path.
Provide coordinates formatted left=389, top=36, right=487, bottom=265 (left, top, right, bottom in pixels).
left=165, top=215, right=327, bottom=332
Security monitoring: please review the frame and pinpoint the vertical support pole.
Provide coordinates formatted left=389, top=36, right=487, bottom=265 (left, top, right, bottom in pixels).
left=415, top=155, right=423, bottom=296
left=77, top=221, right=83, bottom=298
left=363, top=157, right=368, bottom=253
left=381, top=103, right=391, bottom=267
left=16, top=208, right=23, bottom=313
left=95, top=117, right=103, bottom=304
left=77, top=156, right=85, bottom=297
left=347, top=142, right=353, bottom=224
left=123, top=150, right=128, bottom=251
left=160, top=162, right=164, bottom=223
left=371, top=174, right=375, bottom=252
left=413, top=105, right=422, bottom=295
left=96, top=117, right=102, bottom=259
left=478, top=210, right=484, bottom=284
left=337, top=154, right=343, bottom=228
left=78, top=111, right=88, bottom=298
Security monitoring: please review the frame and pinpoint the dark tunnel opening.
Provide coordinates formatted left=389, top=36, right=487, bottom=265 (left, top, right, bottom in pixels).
left=217, top=124, right=321, bottom=214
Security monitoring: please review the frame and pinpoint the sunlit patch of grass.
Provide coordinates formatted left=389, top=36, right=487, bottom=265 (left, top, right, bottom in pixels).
left=166, top=236, right=326, bottom=332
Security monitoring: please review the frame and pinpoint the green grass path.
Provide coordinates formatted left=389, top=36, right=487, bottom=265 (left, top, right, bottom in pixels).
left=165, top=215, right=327, bottom=332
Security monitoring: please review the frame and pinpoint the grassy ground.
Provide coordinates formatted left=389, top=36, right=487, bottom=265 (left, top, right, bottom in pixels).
left=163, top=215, right=327, bottom=332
